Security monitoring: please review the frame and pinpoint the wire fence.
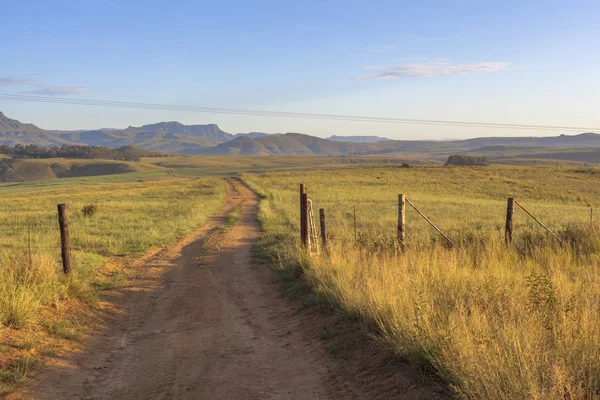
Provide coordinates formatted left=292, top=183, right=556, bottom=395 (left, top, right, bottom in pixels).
left=299, top=183, right=599, bottom=254
left=0, top=203, right=165, bottom=272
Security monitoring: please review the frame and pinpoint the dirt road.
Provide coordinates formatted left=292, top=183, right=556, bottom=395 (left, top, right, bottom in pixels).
left=23, top=178, right=444, bottom=400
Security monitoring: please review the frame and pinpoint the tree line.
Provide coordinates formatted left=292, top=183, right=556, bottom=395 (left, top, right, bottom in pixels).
left=446, top=155, right=489, bottom=166
left=0, top=144, right=142, bottom=161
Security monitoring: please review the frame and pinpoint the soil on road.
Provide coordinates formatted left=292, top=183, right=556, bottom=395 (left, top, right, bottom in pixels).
left=22, top=178, right=445, bottom=400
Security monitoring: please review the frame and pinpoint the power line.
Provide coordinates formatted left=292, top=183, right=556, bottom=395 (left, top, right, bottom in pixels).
left=0, top=93, right=598, bottom=132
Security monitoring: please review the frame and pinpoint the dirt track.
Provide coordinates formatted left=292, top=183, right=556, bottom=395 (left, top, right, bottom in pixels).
left=23, top=178, right=445, bottom=400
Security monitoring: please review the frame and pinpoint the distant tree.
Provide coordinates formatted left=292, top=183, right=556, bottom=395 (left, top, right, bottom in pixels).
left=9, top=144, right=141, bottom=161
left=0, top=145, right=14, bottom=155
left=445, top=155, right=489, bottom=166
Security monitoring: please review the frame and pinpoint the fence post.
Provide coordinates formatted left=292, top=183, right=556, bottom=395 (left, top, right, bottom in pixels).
left=319, top=208, right=327, bottom=248
left=300, top=184, right=307, bottom=247
left=591, top=207, right=594, bottom=230
left=303, top=193, right=311, bottom=254
left=398, top=194, right=406, bottom=250
left=353, top=206, right=357, bottom=244
left=505, top=197, right=514, bottom=244
left=57, top=204, right=71, bottom=274
left=27, top=219, right=32, bottom=268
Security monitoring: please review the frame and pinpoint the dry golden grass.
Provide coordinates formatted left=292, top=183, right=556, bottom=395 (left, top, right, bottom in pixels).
left=243, top=165, right=600, bottom=399
left=0, top=175, right=224, bottom=394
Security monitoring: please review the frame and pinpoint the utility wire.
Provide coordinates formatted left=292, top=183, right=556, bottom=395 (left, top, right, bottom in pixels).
left=0, top=93, right=599, bottom=132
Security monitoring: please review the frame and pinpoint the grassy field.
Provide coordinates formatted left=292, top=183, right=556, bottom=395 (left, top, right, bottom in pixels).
left=0, top=157, right=173, bottom=182
left=143, top=155, right=433, bottom=177
left=242, top=165, right=600, bottom=400
left=0, top=174, right=225, bottom=394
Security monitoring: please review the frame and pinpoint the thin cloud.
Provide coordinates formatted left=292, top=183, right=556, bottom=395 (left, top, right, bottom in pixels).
left=28, top=86, right=90, bottom=96
left=0, top=75, right=89, bottom=95
left=0, top=76, right=34, bottom=86
left=366, top=44, right=396, bottom=54
left=353, top=61, right=510, bottom=80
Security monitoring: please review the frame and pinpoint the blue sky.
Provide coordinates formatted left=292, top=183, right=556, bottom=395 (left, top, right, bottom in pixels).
left=1, top=0, right=599, bottom=139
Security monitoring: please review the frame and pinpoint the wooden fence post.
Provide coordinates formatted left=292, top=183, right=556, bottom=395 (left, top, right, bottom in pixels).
left=353, top=206, right=357, bottom=244
left=300, top=183, right=311, bottom=252
left=27, top=219, right=32, bottom=269
left=300, top=184, right=307, bottom=247
left=303, top=193, right=311, bottom=254
left=398, top=194, right=406, bottom=250
left=57, top=204, right=71, bottom=274
left=319, top=208, right=327, bottom=248
left=505, top=197, right=514, bottom=244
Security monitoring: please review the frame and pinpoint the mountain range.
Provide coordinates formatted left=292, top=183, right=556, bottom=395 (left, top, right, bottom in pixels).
left=1, top=112, right=600, bottom=162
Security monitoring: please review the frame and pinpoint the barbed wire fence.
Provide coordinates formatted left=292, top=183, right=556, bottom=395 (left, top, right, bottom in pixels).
left=299, top=183, right=597, bottom=255
left=0, top=204, right=82, bottom=274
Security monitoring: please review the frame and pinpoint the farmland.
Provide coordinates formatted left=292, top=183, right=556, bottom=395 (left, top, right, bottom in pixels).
left=242, top=165, right=600, bottom=399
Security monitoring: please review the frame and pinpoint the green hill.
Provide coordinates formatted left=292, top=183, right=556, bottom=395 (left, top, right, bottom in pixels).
left=0, top=158, right=148, bottom=182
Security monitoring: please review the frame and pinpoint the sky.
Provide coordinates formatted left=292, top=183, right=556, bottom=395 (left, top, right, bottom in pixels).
left=1, top=0, right=599, bottom=139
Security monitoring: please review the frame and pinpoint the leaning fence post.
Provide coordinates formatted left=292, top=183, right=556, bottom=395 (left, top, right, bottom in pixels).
left=319, top=208, right=327, bottom=248
left=398, top=194, right=406, bottom=250
left=515, top=200, right=563, bottom=244
left=57, top=204, right=71, bottom=274
left=405, top=198, right=458, bottom=249
left=505, top=197, right=514, bottom=244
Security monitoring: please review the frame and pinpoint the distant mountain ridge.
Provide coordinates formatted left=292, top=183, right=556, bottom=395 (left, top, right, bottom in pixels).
left=232, top=132, right=270, bottom=139
left=0, top=112, right=78, bottom=147
left=0, top=112, right=44, bottom=132
left=327, top=135, right=390, bottom=143
left=1, top=112, right=600, bottom=162
left=196, top=133, right=383, bottom=156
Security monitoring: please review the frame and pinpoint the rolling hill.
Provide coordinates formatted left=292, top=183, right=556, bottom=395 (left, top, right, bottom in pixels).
left=196, top=133, right=384, bottom=156
left=0, top=158, right=145, bottom=182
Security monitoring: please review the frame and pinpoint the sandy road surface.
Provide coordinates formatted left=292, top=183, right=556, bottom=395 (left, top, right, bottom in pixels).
left=22, top=178, right=444, bottom=400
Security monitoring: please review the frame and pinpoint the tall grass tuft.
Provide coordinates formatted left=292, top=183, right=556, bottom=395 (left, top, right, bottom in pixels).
left=0, top=252, right=62, bottom=328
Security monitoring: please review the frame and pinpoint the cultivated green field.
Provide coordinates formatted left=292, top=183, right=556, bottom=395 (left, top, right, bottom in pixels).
left=242, top=166, right=600, bottom=400
left=0, top=174, right=225, bottom=393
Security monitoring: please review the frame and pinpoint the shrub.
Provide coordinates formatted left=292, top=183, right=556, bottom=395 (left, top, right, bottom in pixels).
left=445, top=155, right=489, bottom=166
left=81, top=204, right=98, bottom=218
